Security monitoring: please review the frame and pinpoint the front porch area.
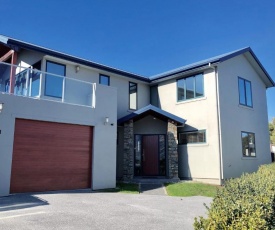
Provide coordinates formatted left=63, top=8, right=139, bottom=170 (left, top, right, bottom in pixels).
left=117, top=105, right=186, bottom=182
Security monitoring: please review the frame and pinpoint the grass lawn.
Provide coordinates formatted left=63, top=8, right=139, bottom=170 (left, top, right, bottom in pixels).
left=165, top=182, right=220, bottom=197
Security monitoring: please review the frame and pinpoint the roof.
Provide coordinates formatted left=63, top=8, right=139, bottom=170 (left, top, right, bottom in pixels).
left=0, top=35, right=150, bottom=83
left=0, top=35, right=274, bottom=87
left=149, top=47, right=275, bottom=87
left=117, top=104, right=186, bottom=125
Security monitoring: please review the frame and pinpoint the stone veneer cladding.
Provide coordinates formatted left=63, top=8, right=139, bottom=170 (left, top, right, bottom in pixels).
left=123, top=119, right=134, bottom=180
left=167, top=119, right=179, bottom=178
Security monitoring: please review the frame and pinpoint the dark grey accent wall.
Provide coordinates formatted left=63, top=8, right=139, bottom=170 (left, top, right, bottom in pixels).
left=133, top=115, right=167, bottom=134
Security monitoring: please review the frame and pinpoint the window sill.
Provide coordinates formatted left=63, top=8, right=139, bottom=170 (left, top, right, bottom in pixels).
left=176, top=96, right=207, bottom=105
left=238, top=104, right=254, bottom=111
left=242, top=156, right=257, bottom=160
left=179, top=143, right=209, bottom=147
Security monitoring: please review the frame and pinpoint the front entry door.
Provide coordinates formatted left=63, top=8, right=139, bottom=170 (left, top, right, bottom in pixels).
left=142, top=135, right=159, bottom=176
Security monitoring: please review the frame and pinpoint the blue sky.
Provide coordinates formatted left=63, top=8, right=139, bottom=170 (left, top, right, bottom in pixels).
left=1, top=0, right=274, bottom=120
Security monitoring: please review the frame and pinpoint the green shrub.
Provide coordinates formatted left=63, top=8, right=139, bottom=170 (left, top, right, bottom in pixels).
left=194, top=163, right=275, bottom=230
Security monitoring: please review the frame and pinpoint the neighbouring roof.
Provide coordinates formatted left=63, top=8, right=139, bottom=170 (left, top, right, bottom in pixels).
left=0, top=35, right=274, bottom=87
left=117, top=104, right=186, bottom=125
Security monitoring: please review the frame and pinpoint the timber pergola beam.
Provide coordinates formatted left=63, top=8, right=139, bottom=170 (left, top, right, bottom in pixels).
left=0, top=50, right=14, bottom=62
left=0, top=49, right=18, bottom=94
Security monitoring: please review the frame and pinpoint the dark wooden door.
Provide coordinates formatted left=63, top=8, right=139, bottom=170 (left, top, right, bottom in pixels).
left=10, top=119, right=92, bottom=193
left=142, top=135, right=159, bottom=176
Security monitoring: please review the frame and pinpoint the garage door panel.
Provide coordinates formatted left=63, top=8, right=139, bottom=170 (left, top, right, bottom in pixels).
left=12, top=151, right=91, bottom=161
left=10, top=119, right=93, bottom=193
left=11, top=172, right=91, bottom=192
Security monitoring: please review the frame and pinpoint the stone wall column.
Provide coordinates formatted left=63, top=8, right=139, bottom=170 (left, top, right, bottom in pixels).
left=123, top=119, right=134, bottom=180
left=167, top=119, right=179, bottom=178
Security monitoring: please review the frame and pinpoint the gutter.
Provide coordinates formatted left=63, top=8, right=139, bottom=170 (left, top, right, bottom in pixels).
left=5, top=38, right=150, bottom=83
left=149, top=61, right=220, bottom=84
left=209, top=63, right=224, bottom=185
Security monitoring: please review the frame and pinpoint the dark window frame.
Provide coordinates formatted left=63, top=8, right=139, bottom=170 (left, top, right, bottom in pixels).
left=129, top=82, right=137, bottom=110
left=99, top=74, right=110, bottom=86
left=178, top=130, right=206, bottom=145
left=177, top=73, right=204, bottom=102
left=241, top=131, right=256, bottom=157
left=45, top=60, right=66, bottom=98
left=238, top=77, right=253, bottom=108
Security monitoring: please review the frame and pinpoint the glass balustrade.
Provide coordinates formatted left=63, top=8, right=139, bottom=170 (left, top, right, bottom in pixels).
left=0, top=62, right=95, bottom=108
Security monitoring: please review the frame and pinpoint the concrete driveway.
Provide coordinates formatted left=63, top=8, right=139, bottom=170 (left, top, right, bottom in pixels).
left=0, top=190, right=211, bottom=230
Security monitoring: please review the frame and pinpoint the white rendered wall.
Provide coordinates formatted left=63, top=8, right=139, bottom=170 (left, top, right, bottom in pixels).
left=0, top=84, right=117, bottom=196
left=218, top=55, right=271, bottom=179
left=157, top=69, right=221, bottom=182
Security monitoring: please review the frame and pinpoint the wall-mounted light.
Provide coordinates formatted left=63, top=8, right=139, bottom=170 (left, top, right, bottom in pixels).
left=0, top=103, right=3, bottom=113
left=75, top=65, right=80, bottom=73
left=104, top=117, right=109, bottom=125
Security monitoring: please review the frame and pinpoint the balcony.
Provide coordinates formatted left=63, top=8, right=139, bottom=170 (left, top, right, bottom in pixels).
left=0, top=62, right=96, bottom=108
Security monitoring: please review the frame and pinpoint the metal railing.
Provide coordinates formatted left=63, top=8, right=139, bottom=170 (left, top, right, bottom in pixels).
left=0, top=62, right=96, bottom=108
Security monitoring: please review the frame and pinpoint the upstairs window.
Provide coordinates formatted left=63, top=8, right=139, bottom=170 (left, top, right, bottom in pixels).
left=178, top=130, right=206, bottom=145
left=241, top=132, right=256, bottom=157
left=238, top=77, right=252, bottom=107
left=177, top=73, right=204, bottom=102
left=45, top=61, right=66, bottom=98
left=129, top=82, right=137, bottom=110
left=99, top=74, right=110, bottom=86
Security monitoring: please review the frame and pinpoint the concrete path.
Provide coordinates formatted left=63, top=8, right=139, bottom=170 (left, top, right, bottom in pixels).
left=0, top=191, right=211, bottom=230
left=139, top=183, right=167, bottom=195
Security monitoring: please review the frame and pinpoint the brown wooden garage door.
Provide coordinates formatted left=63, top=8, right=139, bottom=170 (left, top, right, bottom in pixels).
left=10, top=119, right=93, bottom=193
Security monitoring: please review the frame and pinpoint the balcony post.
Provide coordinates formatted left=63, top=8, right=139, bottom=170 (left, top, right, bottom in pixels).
left=9, top=51, right=17, bottom=94
left=92, top=83, right=96, bottom=108
left=62, top=77, right=65, bottom=102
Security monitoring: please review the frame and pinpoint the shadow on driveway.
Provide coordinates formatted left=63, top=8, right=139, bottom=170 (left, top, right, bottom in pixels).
left=0, top=189, right=95, bottom=212
left=0, top=194, right=49, bottom=212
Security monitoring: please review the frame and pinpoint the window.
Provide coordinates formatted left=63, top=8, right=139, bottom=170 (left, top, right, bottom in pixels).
left=150, top=85, right=159, bottom=107
left=99, top=74, right=110, bottom=86
left=45, top=61, right=66, bottom=98
left=177, top=73, right=204, bottom=101
left=129, top=82, right=137, bottom=110
left=178, top=130, right=206, bottom=144
left=241, top=132, right=256, bottom=157
left=238, top=77, right=252, bottom=107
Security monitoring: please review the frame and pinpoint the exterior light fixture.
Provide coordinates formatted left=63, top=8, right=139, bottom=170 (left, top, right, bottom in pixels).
left=0, top=103, right=3, bottom=113
left=75, top=65, right=80, bottom=73
left=104, top=117, right=109, bottom=125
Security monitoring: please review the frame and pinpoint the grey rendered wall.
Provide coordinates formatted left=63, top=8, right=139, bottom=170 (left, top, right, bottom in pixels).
left=16, top=49, right=44, bottom=70
left=42, top=56, right=150, bottom=119
left=116, top=126, right=124, bottom=179
left=218, top=54, right=271, bottom=179
left=0, top=84, right=117, bottom=196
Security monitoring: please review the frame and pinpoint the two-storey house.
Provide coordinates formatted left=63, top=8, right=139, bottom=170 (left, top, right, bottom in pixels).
left=0, top=35, right=273, bottom=196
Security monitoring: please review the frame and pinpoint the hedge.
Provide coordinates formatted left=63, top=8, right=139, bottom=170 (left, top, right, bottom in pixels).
left=194, top=163, right=275, bottom=229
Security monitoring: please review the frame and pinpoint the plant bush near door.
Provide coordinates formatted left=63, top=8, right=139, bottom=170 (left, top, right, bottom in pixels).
left=194, top=163, right=275, bottom=229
